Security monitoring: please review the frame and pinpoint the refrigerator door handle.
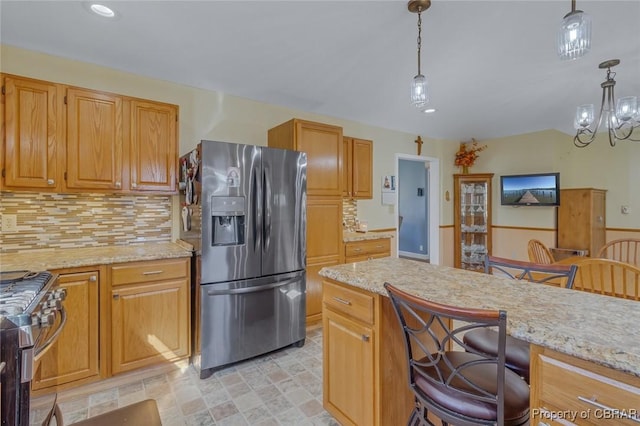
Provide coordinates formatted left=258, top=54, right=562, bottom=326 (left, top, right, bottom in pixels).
left=206, top=278, right=298, bottom=296
left=252, top=168, right=259, bottom=252
left=263, top=167, right=272, bottom=253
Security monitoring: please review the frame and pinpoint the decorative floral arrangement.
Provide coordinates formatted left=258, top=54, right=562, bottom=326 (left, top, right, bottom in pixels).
left=454, top=138, right=487, bottom=168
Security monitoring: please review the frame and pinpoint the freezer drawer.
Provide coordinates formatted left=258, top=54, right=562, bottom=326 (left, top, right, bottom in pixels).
left=199, top=271, right=306, bottom=374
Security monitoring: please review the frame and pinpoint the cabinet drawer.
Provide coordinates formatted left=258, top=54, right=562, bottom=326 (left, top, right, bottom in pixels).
left=111, top=258, right=188, bottom=286
left=323, top=280, right=374, bottom=324
left=535, top=353, right=640, bottom=425
left=345, top=238, right=390, bottom=257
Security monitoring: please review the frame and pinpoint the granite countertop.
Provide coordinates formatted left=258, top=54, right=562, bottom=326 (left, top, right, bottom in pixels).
left=0, top=241, right=193, bottom=272
left=343, top=231, right=394, bottom=243
left=319, top=257, right=640, bottom=378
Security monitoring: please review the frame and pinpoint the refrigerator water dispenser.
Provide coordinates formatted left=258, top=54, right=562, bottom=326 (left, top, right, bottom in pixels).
left=211, top=196, right=245, bottom=246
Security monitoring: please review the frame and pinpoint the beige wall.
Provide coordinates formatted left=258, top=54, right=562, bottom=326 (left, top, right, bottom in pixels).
left=2, top=45, right=638, bottom=263
left=0, top=45, right=455, bottom=240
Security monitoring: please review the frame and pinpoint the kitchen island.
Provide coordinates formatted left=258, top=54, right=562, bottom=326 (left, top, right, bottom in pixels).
left=319, top=258, right=640, bottom=426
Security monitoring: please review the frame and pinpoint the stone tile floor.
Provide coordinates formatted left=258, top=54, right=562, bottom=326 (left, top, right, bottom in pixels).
left=31, top=327, right=339, bottom=425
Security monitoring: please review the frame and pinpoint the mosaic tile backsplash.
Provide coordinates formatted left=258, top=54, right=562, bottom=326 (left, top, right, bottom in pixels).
left=342, top=198, right=357, bottom=232
left=0, top=192, right=172, bottom=253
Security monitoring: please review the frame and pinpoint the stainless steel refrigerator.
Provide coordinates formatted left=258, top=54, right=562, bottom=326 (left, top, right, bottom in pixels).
left=182, top=140, right=307, bottom=378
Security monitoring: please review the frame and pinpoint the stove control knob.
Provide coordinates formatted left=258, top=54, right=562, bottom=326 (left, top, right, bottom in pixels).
left=53, top=288, right=67, bottom=301
left=46, top=299, right=62, bottom=310
left=33, top=311, right=55, bottom=327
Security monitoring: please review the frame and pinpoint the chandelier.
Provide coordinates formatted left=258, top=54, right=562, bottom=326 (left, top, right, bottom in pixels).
left=408, top=1, right=431, bottom=108
left=574, top=59, right=639, bottom=147
left=557, top=0, right=591, bottom=60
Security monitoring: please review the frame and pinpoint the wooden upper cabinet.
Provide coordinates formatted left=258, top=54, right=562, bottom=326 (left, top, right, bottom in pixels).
left=2, top=75, right=63, bottom=191
left=130, top=100, right=177, bottom=192
left=65, top=87, right=124, bottom=190
left=1, top=74, right=179, bottom=194
left=268, top=119, right=343, bottom=196
left=342, top=136, right=373, bottom=199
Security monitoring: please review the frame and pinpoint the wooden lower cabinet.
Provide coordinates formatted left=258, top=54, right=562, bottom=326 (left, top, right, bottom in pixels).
left=323, top=308, right=374, bottom=426
left=530, top=345, right=640, bottom=426
left=306, top=197, right=343, bottom=325
left=33, top=268, right=101, bottom=392
left=110, top=259, right=191, bottom=375
left=344, top=238, right=391, bottom=263
left=322, top=279, right=415, bottom=426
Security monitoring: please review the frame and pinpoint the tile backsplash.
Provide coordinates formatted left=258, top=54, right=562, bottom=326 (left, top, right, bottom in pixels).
left=0, top=192, right=172, bottom=253
left=343, top=198, right=358, bottom=232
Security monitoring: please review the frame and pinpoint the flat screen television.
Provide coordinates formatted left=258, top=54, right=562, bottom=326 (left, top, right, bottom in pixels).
left=500, top=172, right=560, bottom=206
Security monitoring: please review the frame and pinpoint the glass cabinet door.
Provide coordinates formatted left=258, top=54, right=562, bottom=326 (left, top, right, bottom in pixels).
left=454, top=174, right=494, bottom=271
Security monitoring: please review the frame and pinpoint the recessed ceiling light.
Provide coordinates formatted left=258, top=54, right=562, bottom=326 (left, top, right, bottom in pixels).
left=422, top=108, right=437, bottom=114
left=87, top=3, right=116, bottom=18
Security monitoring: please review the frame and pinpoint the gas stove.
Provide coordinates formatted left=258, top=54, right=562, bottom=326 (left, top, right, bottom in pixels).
left=1, top=270, right=65, bottom=426
left=0, top=271, right=61, bottom=329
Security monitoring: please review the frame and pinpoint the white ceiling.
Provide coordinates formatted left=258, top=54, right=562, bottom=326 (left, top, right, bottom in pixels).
left=1, top=0, right=639, bottom=142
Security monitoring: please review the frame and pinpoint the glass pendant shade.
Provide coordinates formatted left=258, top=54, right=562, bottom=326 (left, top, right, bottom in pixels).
left=575, top=104, right=594, bottom=129
left=558, top=10, right=591, bottom=60
left=616, top=96, right=638, bottom=122
left=411, top=74, right=428, bottom=108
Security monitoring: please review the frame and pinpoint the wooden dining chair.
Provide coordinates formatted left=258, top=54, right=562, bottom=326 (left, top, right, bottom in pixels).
left=527, top=239, right=554, bottom=264
left=597, top=238, right=640, bottom=267
left=573, top=258, right=640, bottom=300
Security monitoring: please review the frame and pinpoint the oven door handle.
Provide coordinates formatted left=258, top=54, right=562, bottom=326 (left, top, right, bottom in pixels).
left=34, top=306, right=67, bottom=363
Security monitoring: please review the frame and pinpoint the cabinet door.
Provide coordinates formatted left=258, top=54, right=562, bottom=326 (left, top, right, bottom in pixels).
left=296, top=121, right=343, bottom=196
left=33, top=270, right=100, bottom=390
left=352, top=138, right=373, bottom=199
left=66, top=88, right=123, bottom=190
left=3, top=76, right=62, bottom=190
left=323, top=308, right=374, bottom=426
left=130, top=100, right=177, bottom=192
left=342, top=137, right=353, bottom=197
left=306, top=197, right=343, bottom=325
left=111, top=279, right=189, bottom=374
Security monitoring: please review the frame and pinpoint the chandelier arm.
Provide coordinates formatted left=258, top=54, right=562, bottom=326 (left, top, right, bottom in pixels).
left=574, top=128, right=596, bottom=147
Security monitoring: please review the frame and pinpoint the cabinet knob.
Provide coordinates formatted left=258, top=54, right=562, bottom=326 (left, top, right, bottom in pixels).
left=115, top=181, right=121, bottom=188
left=132, top=182, right=137, bottom=188
left=89, top=276, right=97, bottom=282
left=362, top=335, right=370, bottom=342
left=47, top=179, right=55, bottom=185
left=113, top=294, right=120, bottom=300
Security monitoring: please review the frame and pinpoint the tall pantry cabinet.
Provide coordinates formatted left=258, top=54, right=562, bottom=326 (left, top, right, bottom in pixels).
left=557, top=188, right=606, bottom=256
left=268, top=119, right=344, bottom=325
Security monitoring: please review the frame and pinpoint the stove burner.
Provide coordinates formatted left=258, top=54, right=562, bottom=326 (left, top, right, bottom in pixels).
left=0, top=272, right=54, bottom=317
left=0, top=270, right=38, bottom=285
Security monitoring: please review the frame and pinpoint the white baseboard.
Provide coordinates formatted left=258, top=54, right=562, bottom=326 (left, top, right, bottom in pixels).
left=398, top=251, right=429, bottom=261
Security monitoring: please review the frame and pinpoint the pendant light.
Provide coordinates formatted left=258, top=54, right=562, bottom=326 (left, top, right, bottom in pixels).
left=408, top=1, right=431, bottom=108
left=558, top=0, right=591, bottom=60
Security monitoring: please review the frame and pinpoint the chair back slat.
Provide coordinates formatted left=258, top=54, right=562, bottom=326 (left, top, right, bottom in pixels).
left=527, top=239, right=555, bottom=264
left=597, top=238, right=640, bottom=267
left=485, top=255, right=577, bottom=288
left=573, top=258, right=640, bottom=300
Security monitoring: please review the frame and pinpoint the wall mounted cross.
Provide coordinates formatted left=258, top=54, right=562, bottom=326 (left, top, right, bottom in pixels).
left=415, top=136, right=423, bottom=155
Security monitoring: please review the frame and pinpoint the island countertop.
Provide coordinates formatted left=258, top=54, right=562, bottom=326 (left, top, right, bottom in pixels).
left=319, top=257, right=640, bottom=378
left=0, top=241, right=192, bottom=272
